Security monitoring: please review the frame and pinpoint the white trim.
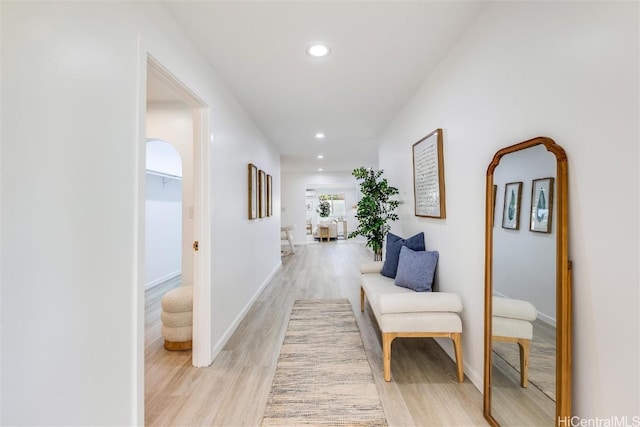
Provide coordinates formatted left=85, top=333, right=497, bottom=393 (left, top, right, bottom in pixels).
left=191, top=106, right=212, bottom=367
left=147, top=56, right=207, bottom=106
left=536, top=311, right=556, bottom=328
left=209, top=262, right=282, bottom=361
left=145, top=270, right=181, bottom=290
left=435, top=337, right=483, bottom=391
left=147, top=56, right=213, bottom=368
left=133, top=35, right=146, bottom=427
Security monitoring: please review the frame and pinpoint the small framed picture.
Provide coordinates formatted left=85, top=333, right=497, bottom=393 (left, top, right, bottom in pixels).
left=248, top=164, right=258, bottom=220
left=492, top=184, right=497, bottom=228
left=502, top=181, right=522, bottom=230
left=530, top=177, right=554, bottom=233
left=267, top=174, right=273, bottom=217
left=259, top=170, right=267, bottom=218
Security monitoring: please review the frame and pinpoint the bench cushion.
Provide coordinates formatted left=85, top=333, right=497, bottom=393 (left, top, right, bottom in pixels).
left=360, top=261, right=384, bottom=274
left=362, top=273, right=462, bottom=314
left=379, top=312, right=462, bottom=333
left=493, top=316, right=533, bottom=340
left=493, top=296, right=537, bottom=321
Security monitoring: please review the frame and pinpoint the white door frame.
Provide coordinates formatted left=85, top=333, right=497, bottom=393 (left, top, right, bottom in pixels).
left=144, top=54, right=212, bottom=368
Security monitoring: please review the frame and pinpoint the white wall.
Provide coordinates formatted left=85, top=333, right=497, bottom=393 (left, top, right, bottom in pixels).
left=145, top=173, right=182, bottom=288
left=146, top=138, right=183, bottom=177
left=146, top=104, right=194, bottom=286
left=378, top=1, right=638, bottom=418
left=0, top=2, right=281, bottom=425
left=493, top=145, right=556, bottom=324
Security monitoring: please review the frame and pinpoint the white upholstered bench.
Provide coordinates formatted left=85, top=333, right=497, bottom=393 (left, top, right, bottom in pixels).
left=360, top=261, right=464, bottom=382
left=492, top=296, right=537, bottom=387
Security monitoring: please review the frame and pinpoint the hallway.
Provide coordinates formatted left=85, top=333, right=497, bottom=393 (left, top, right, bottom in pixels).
left=144, top=243, right=487, bottom=426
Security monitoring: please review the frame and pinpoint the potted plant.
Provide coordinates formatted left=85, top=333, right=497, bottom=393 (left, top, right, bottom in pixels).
left=317, top=200, right=331, bottom=218
left=348, top=167, right=399, bottom=260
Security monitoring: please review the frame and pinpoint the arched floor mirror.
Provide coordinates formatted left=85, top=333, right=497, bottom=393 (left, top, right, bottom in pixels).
left=483, top=136, right=571, bottom=426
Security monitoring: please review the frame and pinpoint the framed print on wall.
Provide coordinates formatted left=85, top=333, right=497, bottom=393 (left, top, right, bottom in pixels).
left=248, top=163, right=258, bottom=220
left=530, top=177, right=554, bottom=233
left=502, top=181, right=522, bottom=230
left=259, top=169, right=267, bottom=218
left=412, top=128, right=446, bottom=218
left=267, top=174, right=273, bottom=217
left=492, top=184, right=497, bottom=228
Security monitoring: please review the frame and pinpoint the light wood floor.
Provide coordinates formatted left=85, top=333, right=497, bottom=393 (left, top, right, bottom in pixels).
left=145, top=243, right=488, bottom=426
left=490, top=320, right=556, bottom=426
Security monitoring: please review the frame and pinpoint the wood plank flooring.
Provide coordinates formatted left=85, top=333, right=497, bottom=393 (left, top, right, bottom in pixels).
left=145, top=243, right=488, bottom=426
left=490, top=319, right=556, bottom=426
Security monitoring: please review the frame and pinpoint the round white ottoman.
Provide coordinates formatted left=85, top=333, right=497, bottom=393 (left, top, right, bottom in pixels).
left=161, top=285, right=193, bottom=351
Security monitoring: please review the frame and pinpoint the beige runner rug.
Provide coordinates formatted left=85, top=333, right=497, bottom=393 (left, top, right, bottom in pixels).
left=262, top=298, right=387, bottom=426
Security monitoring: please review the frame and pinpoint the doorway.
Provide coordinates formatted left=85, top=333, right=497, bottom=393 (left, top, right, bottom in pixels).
left=142, top=55, right=212, bottom=370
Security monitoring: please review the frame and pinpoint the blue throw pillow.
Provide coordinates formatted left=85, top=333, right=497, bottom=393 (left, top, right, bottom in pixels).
left=394, top=246, right=439, bottom=292
left=380, top=232, right=426, bottom=278
left=380, top=233, right=403, bottom=278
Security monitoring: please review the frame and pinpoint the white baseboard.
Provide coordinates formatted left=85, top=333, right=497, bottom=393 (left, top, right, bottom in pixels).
left=536, top=311, right=556, bottom=327
left=145, top=270, right=181, bottom=289
left=209, top=261, right=282, bottom=361
left=435, top=337, right=483, bottom=393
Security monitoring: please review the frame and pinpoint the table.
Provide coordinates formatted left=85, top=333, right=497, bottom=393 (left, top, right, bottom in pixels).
left=318, top=225, right=330, bottom=242
left=335, top=220, right=348, bottom=239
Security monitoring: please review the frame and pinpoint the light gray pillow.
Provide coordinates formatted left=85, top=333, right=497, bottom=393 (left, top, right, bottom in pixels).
left=394, top=246, right=438, bottom=292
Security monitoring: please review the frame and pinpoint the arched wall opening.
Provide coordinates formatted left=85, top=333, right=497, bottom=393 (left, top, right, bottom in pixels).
left=145, top=139, right=186, bottom=288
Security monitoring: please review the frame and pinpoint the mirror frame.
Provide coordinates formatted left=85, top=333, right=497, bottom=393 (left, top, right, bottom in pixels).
left=483, top=136, right=571, bottom=426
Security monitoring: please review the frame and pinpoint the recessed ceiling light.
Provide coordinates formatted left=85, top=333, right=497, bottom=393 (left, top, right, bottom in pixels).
left=317, top=154, right=324, bottom=159
left=318, top=168, right=324, bottom=172
left=315, top=132, right=325, bottom=139
left=307, top=44, right=330, bottom=58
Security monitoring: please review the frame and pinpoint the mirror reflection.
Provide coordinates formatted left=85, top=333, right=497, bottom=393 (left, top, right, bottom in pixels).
left=491, top=144, right=557, bottom=426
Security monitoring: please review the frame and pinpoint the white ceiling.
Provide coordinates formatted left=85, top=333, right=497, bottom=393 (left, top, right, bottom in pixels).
left=156, top=1, right=485, bottom=173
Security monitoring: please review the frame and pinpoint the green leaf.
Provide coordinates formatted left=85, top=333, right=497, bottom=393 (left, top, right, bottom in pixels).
left=350, top=167, right=400, bottom=257
left=508, top=189, right=515, bottom=221
left=536, top=189, right=546, bottom=222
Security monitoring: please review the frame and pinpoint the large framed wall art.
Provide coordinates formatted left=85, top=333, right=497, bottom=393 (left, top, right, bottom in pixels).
left=412, top=128, right=446, bottom=218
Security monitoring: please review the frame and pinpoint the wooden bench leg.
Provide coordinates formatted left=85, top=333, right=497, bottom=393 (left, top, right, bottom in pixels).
left=382, top=332, right=397, bottom=382
left=360, top=286, right=365, bottom=312
left=451, top=333, right=464, bottom=383
left=517, top=338, right=530, bottom=387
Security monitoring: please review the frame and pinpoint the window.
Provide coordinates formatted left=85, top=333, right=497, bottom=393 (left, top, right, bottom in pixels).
left=319, top=194, right=345, bottom=217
